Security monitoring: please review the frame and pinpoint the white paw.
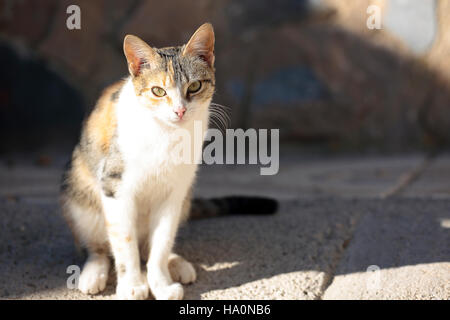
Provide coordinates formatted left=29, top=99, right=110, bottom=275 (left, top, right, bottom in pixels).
left=116, top=280, right=149, bottom=300
left=78, top=259, right=109, bottom=295
left=152, top=283, right=184, bottom=300
left=169, top=255, right=197, bottom=284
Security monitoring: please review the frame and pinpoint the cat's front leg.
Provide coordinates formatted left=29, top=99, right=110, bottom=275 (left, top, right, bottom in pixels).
left=102, top=195, right=149, bottom=300
left=147, top=195, right=186, bottom=300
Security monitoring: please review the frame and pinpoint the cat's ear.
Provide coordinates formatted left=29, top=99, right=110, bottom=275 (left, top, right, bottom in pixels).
left=183, top=23, right=215, bottom=68
left=123, top=35, right=158, bottom=77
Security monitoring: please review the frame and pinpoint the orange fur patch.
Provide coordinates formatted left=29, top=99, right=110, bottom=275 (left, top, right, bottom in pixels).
left=74, top=154, right=93, bottom=186
left=138, top=71, right=176, bottom=108
left=86, top=81, right=123, bottom=154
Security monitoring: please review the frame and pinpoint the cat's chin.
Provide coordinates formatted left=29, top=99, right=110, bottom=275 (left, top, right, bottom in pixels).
left=161, top=116, right=191, bottom=129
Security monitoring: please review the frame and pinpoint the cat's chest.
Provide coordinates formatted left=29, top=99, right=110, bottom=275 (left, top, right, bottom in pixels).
left=114, top=105, right=202, bottom=192
left=117, top=116, right=172, bottom=160
left=117, top=128, right=197, bottom=189
left=121, top=137, right=180, bottom=174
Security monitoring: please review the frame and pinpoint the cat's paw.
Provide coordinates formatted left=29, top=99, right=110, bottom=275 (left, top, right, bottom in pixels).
left=116, top=280, right=149, bottom=300
left=79, top=269, right=108, bottom=295
left=78, top=258, right=110, bottom=295
left=151, top=282, right=184, bottom=300
left=169, top=254, right=196, bottom=284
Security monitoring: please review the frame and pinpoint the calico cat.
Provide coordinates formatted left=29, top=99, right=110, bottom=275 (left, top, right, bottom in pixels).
left=60, top=23, right=277, bottom=300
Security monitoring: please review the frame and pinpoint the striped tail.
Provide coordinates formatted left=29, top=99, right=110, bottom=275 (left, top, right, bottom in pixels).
left=189, top=196, right=278, bottom=220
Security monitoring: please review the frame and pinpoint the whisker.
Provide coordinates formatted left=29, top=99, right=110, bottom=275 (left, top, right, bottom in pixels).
left=209, top=110, right=228, bottom=131
left=209, top=111, right=228, bottom=132
left=212, top=108, right=231, bottom=125
left=210, top=102, right=232, bottom=111
left=209, top=104, right=231, bottom=129
left=209, top=113, right=224, bottom=131
left=208, top=115, right=223, bottom=131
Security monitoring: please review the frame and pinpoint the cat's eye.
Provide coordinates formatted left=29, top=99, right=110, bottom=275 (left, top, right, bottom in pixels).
left=187, top=81, right=202, bottom=94
left=151, top=86, right=166, bottom=97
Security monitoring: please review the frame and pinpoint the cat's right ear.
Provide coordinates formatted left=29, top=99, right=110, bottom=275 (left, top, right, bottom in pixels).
left=123, top=35, right=157, bottom=77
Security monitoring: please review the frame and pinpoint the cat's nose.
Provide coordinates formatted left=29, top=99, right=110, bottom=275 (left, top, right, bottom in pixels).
left=174, top=106, right=186, bottom=119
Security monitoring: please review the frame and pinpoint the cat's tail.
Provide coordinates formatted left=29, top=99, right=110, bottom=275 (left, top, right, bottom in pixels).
left=188, top=196, right=278, bottom=220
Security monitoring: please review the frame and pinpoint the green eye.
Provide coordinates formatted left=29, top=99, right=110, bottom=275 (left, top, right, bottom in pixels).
left=151, top=86, right=166, bottom=97
left=187, top=81, right=202, bottom=94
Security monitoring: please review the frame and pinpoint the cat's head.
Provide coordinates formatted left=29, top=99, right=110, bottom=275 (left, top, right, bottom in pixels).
left=123, top=23, right=215, bottom=127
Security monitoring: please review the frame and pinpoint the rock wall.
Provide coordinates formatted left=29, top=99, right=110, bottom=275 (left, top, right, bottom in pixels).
left=0, top=0, right=449, bottom=152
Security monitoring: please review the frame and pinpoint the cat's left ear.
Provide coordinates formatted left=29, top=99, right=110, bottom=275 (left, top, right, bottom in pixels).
left=123, top=35, right=158, bottom=77
left=183, top=23, right=215, bottom=68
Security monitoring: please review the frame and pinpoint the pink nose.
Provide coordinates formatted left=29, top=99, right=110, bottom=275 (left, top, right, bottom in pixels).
left=174, top=107, right=186, bottom=119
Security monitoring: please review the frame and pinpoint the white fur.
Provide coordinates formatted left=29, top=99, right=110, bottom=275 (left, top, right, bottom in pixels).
left=102, top=79, right=210, bottom=300
left=78, top=253, right=110, bottom=295
left=168, top=253, right=197, bottom=284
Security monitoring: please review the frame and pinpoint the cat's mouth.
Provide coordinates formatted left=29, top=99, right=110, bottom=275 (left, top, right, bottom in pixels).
left=164, top=114, right=190, bottom=128
left=170, top=116, right=186, bottom=124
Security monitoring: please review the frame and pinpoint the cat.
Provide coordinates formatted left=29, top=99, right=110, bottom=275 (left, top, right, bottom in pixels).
left=60, top=23, right=277, bottom=300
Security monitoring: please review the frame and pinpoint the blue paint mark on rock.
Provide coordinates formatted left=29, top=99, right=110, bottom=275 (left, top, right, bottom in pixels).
left=227, top=81, right=246, bottom=103
left=226, top=66, right=328, bottom=108
left=252, top=67, right=327, bottom=106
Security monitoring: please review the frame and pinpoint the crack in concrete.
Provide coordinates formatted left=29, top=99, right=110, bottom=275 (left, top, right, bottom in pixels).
left=318, top=151, right=440, bottom=299
left=380, top=152, right=438, bottom=198
left=318, top=222, right=358, bottom=300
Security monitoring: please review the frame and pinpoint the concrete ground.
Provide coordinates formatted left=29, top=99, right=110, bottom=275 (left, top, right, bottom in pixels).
left=0, top=151, right=448, bottom=300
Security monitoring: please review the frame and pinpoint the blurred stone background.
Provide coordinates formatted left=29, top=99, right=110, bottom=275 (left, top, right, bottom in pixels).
left=0, top=0, right=450, bottom=154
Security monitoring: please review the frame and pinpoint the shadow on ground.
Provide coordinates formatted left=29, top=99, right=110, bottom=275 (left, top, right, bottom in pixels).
left=0, top=197, right=448, bottom=299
